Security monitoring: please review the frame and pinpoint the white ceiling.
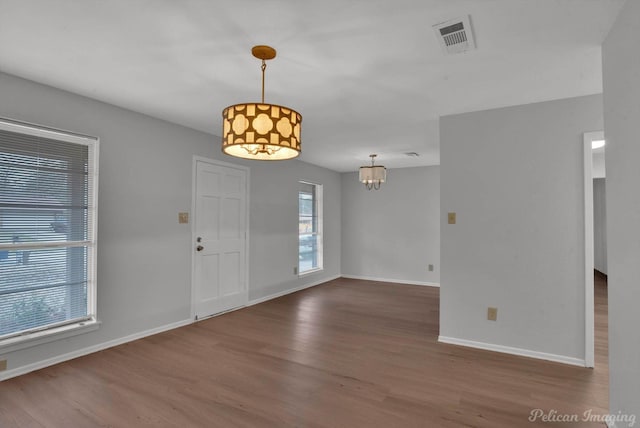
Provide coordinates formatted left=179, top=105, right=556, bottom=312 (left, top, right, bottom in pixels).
left=0, top=0, right=625, bottom=172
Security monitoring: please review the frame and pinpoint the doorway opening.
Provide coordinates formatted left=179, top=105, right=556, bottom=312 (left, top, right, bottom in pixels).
left=583, top=131, right=608, bottom=370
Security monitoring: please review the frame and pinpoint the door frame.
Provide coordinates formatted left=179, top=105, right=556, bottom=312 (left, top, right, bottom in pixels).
left=583, top=130, right=604, bottom=367
left=190, top=155, right=250, bottom=320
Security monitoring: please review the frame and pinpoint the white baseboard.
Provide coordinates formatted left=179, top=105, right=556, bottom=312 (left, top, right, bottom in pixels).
left=0, top=318, right=193, bottom=381
left=248, top=275, right=341, bottom=306
left=438, top=335, right=586, bottom=367
left=341, top=274, right=440, bottom=288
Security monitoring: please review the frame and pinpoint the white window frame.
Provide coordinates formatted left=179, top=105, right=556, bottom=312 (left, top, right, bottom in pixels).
left=298, top=181, right=323, bottom=275
left=0, top=118, right=100, bottom=354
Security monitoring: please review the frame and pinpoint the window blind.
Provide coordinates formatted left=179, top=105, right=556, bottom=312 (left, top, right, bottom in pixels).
left=0, top=123, right=97, bottom=340
left=298, top=182, right=316, bottom=234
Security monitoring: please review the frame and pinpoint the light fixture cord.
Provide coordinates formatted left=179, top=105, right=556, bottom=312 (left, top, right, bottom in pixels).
left=261, top=60, right=267, bottom=104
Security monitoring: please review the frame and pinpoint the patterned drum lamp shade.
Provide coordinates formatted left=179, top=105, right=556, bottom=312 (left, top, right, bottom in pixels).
left=222, top=103, right=301, bottom=161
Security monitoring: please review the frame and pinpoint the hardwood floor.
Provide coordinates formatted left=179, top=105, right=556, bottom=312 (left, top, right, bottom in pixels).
left=0, top=276, right=608, bottom=427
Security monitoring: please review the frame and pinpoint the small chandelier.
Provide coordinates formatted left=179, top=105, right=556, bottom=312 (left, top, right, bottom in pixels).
left=359, top=154, right=386, bottom=190
left=222, top=45, right=302, bottom=161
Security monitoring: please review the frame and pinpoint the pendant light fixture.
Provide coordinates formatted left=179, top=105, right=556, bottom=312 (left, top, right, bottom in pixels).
left=359, top=154, right=387, bottom=190
left=221, top=45, right=302, bottom=161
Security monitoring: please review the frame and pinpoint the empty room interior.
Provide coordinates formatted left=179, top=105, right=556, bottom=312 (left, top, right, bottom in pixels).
left=0, top=1, right=639, bottom=427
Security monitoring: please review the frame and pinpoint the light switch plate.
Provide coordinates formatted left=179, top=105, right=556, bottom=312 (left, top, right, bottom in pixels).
left=487, top=307, right=498, bottom=321
left=178, top=212, right=189, bottom=224
left=448, top=212, right=456, bottom=224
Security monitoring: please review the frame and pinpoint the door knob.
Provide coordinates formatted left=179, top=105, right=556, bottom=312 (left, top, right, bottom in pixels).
left=196, top=245, right=204, bottom=252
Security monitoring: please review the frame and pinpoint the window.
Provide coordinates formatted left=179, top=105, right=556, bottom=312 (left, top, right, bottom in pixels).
left=0, top=118, right=98, bottom=346
left=298, top=181, right=322, bottom=274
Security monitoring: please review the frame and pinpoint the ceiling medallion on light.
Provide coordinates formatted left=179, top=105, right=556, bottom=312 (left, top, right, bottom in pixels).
left=359, top=154, right=387, bottom=190
left=221, top=45, right=302, bottom=161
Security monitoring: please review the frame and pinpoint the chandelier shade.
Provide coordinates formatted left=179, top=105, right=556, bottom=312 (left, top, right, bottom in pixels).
left=359, top=154, right=386, bottom=190
left=222, top=102, right=302, bottom=160
left=221, top=45, right=302, bottom=161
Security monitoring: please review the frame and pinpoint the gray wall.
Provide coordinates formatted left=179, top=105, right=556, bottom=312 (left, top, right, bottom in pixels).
left=341, top=166, right=440, bottom=285
left=593, top=178, right=607, bottom=275
left=440, top=94, right=603, bottom=361
left=603, top=0, right=640, bottom=419
left=0, top=71, right=340, bottom=375
left=245, top=160, right=341, bottom=301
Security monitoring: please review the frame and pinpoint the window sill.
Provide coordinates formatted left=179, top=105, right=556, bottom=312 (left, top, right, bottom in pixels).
left=299, top=267, right=323, bottom=277
left=0, top=319, right=101, bottom=354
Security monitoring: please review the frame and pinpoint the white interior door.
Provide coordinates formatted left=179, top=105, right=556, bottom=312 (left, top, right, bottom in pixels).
left=193, top=158, right=248, bottom=319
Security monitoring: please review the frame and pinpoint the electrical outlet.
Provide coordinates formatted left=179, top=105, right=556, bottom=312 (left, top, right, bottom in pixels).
left=448, top=212, right=456, bottom=224
left=487, top=307, right=498, bottom=321
left=428, top=264, right=434, bottom=272
left=0, top=359, right=7, bottom=371
left=178, top=212, right=189, bottom=224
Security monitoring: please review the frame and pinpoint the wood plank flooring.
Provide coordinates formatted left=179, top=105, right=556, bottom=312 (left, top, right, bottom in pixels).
left=0, top=276, right=608, bottom=427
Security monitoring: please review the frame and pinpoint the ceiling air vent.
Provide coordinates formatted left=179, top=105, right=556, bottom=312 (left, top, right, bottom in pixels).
left=433, top=15, right=476, bottom=55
